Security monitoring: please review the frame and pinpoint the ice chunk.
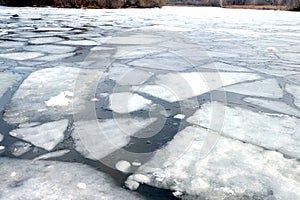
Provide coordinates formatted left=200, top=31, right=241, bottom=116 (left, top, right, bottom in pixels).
left=27, top=45, right=76, bottom=54
left=0, top=146, right=5, bottom=154
left=0, top=133, right=3, bottom=142
left=187, top=102, right=300, bottom=159
left=134, top=72, right=260, bottom=102
left=10, top=141, right=32, bottom=157
left=9, top=119, right=68, bottom=151
left=244, top=97, right=300, bottom=117
left=286, top=84, right=300, bottom=109
left=35, top=27, right=72, bottom=32
left=105, top=34, right=164, bottom=45
left=72, top=118, right=155, bottom=160
left=33, top=150, right=70, bottom=161
left=174, top=114, right=185, bottom=119
left=28, top=37, right=63, bottom=45
left=0, top=157, right=146, bottom=200
left=225, top=79, right=283, bottom=98
left=59, top=40, right=98, bottom=46
left=109, top=92, right=151, bottom=113
left=4, top=67, right=103, bottom=124
left=45, top=91, right=74, bottom=107
left=127, top=126, right=300, bottom=199
left=115, top=160, right=131, bottom=173
left=0, top=52, right=44, bottom=60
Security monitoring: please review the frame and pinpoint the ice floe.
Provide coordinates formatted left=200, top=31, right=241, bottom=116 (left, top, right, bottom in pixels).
left=109, top=92, right=152, bottom=113
left=126, top=126, right=300, bottom=199
left=4, top=67, right=102, bottom=124
left=244, top=97, right=300, bottom=117
left=134, top=72, right=261, bottom=102
left=27, top=45, right=76, bottom=54
left=0, top=52, right=44, bottom=60
left=72, top=118, right=155, bottom=160
left=33, top=149, right=70, bottom=161
left=0, top=133, right=3, bottom=142
left=0, top=72, right=22, bottom=99
left=0, top=157, right=146, bottom=200
left=9, top=119, right=68, bottom=151
left=35, top=52, right=75, bottom=61
left=9, top=141, right=32, bottom=157
left=58, top=40, right=99, bottom=46
left=224, top=79, right=283, bottom=98
left=187, top=102, right=300, bottom=159
left=28, top=37, right=63, bottom=45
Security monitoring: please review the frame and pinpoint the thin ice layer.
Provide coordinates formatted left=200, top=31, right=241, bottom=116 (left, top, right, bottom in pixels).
left=9, top=119, right=68, bottom=151
left=187, top=102, right=300, bottom=159
left=126, top=126, right=300, bottom=199
left=0, top=157, right=146, bottom=200
left=72, top=118, right=155, bottom=160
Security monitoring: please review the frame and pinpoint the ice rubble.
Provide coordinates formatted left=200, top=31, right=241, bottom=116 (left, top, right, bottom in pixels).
left=0, top=158, right=146, bottom=200
left=224, top=78, right=283, bottom=98
left=244, top=97, right=300, bottom=117
left=9, top=119, right=68, bottom=151
left=126, top=125, right=300, bottom=199
left=109, top=92, right=152, bottom=114
left=187, top=102, right=300, bottom=159
left=4, top=67, right=102, bottom=124
left=72, top=118, right=155, bottom=160
left=0, top=52, right=44, bottom=60
left=134, top=72, right=261, bottom=102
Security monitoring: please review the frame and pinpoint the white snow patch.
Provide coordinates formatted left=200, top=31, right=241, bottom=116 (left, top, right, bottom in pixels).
left=109, top=92, right=152, bottom=113
left=9, top=119, right=68, bottom=151
left=45, top=91, right=74, bottom=107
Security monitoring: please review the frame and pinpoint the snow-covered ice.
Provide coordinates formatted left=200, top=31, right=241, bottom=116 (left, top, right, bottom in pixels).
left=109, top=92, right=152, bottom=113
left=187, top=102, right=300, bottom=159
left=9, top=119, right=68, bottom=151
left=126, top=126, right=300, bottom=199
left=0, top=157, right=146, bottom=200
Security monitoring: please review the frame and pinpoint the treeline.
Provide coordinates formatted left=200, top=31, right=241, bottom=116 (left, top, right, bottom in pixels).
left=0, top=0, right=166, bottom=8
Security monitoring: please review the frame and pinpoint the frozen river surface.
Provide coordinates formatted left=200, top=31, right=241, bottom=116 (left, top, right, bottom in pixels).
left=0, top=6, right=300, bottom=200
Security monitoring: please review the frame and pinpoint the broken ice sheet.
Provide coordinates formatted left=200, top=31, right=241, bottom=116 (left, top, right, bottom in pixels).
left=34, top=52, right=75, bottom=62
left=9, top=119, right=68, bottom=151
left=134, top=72, right=261, bottom=102
left=0, top=157, right=146, bottom=200
left=109, top=92, right=152, bottom=114
left=187, top=102, right=300, bottom=159
left=4, top=67, right=102, bottom=124
left=244, top=97, right=300, bottom=117
left=126, top=126, right=300, bottom=199
left=0, top=52, right=44, bottom=60
left=72, top=118, right=155, bottom=160
left=224, top=78, right=283, bottom=98
left=58, top=40, right=99, bottom=46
